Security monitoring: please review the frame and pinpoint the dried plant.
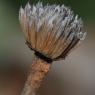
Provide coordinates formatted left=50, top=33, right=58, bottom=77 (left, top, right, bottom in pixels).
left=19, top=2, right=86, bottom=95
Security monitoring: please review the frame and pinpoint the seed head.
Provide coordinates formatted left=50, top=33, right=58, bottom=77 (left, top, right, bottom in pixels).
left=19, top=2, right=86, bottom=60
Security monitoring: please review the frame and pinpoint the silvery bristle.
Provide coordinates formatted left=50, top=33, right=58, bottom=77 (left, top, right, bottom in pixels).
left=19, top=2, right=86, bottom=60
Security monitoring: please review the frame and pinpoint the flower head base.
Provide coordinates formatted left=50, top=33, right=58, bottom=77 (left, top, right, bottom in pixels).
left=19, top=2, right=86, bottom=61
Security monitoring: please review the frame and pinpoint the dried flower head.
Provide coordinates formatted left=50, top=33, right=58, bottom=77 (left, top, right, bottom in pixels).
left=19, top=2, right=86, bottom=61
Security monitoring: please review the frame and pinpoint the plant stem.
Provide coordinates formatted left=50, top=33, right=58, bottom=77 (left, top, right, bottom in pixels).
left=21, top=57, right=51, bottom=95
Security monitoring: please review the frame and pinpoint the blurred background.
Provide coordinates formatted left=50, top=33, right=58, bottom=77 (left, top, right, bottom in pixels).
left=0, top=0, right=95, bottom=95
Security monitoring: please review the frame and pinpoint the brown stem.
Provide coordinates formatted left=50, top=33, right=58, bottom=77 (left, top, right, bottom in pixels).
left=21, top=57, right=52, bottom=95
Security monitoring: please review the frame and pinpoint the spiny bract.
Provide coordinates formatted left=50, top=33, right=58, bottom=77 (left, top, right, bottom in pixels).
left=19, top=2, right=86, bottom=60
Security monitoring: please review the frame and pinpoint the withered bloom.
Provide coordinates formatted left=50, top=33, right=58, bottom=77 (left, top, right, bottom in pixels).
left=19, top=2, right=86, bottom=95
